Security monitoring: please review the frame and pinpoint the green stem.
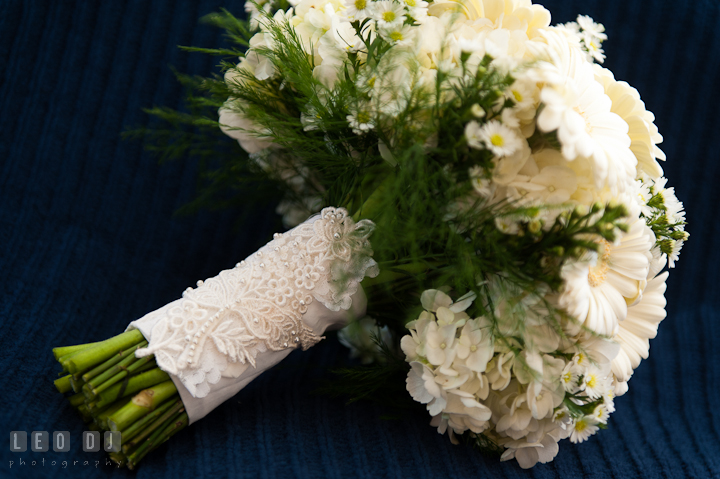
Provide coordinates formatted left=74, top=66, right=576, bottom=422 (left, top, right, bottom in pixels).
left=70, top=376, right=85, bottom=394
left=82, top=341, right=148, bottom=383
left=95, top=368, right=171, bottom=409
left=91, top=352, right=153, bottom=396
left=54, top=375, right=72, bottom=394
left=85, top=341, right=148, bottom=392
left=53, top=341, right=100, bottom=361
left=108, top=452, right=127, bottom=467
left=119, top=399, right=180, bottom=445
left=96, top=398, right=132, bottom=430
left=68, top=392, right=85, bottom=408
left=127, top=411, right=188, bottom=470
left=107, top=381, right=178, bottom=431
left=122, top=400, right=185, bottom=453
left=65, top=330, right=145, bottom=375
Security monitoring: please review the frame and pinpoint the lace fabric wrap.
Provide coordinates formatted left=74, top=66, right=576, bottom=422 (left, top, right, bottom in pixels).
left=128, top=207, right=378, bottom=422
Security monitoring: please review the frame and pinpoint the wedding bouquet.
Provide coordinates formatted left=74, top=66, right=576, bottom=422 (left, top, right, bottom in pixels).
left=52, top=0, right=687, bottom=469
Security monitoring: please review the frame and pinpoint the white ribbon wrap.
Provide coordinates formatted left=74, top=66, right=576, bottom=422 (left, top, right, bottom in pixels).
left=127, top=207, right=378, bottom=423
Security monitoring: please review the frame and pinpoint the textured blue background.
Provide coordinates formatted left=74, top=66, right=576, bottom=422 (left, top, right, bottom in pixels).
left=1, top=0, right=718, bottom=477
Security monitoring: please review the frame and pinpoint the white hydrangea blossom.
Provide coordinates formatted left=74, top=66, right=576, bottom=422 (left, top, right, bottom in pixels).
left=401, top=290, right=621, bottom=468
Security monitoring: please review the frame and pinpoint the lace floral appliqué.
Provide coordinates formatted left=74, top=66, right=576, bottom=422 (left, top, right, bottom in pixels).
left=135, top=207, right=378, bottom=397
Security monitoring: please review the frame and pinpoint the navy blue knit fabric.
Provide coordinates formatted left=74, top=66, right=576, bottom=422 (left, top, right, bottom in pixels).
left=1, top=1, right=718, bottom=478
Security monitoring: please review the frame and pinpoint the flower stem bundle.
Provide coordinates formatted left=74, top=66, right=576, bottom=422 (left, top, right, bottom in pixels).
left=52, top=331, right=185, bottom=469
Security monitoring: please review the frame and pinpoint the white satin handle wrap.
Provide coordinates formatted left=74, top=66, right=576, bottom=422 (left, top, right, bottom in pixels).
left=127, top=207, right=378, bottom=424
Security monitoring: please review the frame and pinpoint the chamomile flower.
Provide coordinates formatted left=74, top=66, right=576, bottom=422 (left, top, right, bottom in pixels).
left=667, top=239, right=684, bottom=268
left=592, top=404, right=609, bottom=424
left=470, top=120, right=523, bottom=157
left=569, top=416, right=599, bottom=443
left=582, top=366, right=608, bottom=399
left=344, top=0, right=374, bottom=20
left=577, top=15, right=607, bottom=41
left=372, top=1, right=406, bottom=28
left=379, top=23, right=416, bottom=46
left=561, top=362, right=580, bottom=393
left=347, top=104, right=375, bottom=134
left=402, top=0, right=428, bottom=18
left=582, top=31, right=606, bottom=63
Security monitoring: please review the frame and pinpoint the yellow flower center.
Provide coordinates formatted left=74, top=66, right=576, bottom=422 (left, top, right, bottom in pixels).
left=440, top=342, right=446, bottom=349
left=406, top=0, right=416, bottom=6
left=512, top=90, right=523, bottom=102
left=357, top=111, right=371, bottom=124
left=355, top=0, right=366, bottom=9
left=383, top=11, right=396, bottom=22
left=575, top=419, right=589, bottom=432
left=470, top=345, right=477, bottom=352
left=588, top=239, right=611, bottom=287
left=586, top=375, right=597, bottom=389
left=390, top=31, right=404, bottom=42
left=562, top=372, right=572, bottom=383
left=490, top=134, right=505, bottom=147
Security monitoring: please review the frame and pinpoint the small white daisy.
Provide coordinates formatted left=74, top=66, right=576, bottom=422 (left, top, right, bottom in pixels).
left=570, top=416, right=599, bottom=443
left=582, top=366, right=607, bottom=399
left=372, top=1, right=406, bottom=28
left=344, top=0, right=374, bottom=21
left=667, top=239, right=684, bottom=268
left=577, top=15, right=607, bottom=40
left=402, top=0, right=428, bottom=18
left=561, top=362, right=581, bottom=393
left=379, top=23, right=416, bottom=46
left=471, top=120, right=523, bottom=157
left=347, top=104, right=375, bottom=134
left=592, top=404, right=609, bottom=424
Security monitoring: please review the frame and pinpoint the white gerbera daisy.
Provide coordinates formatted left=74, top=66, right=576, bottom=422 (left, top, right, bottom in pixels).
left=559, top=219, right=654, bottom=336
left=593, top=65, right=665, bottom=181
left=536, top=30, right=636, bottom=192
left=611, top=272, right=668, bottom=388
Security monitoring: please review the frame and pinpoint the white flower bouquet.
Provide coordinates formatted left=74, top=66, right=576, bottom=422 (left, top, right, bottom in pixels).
left=52, top=0, right=687, bottom=469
